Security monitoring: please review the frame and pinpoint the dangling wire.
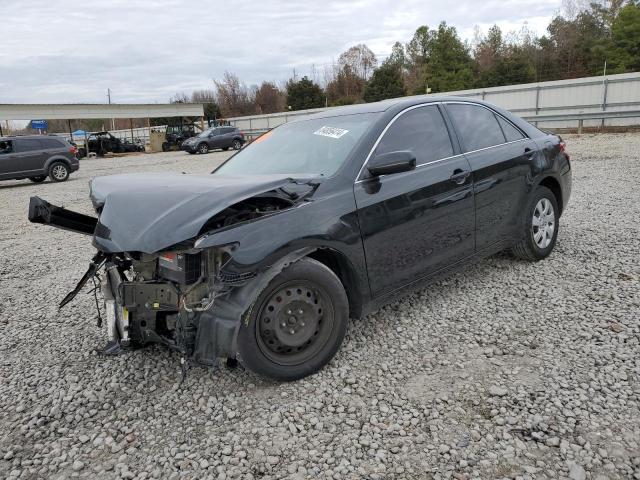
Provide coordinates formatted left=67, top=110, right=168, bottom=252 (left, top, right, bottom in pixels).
left=88, top=276, right=103, bottom=328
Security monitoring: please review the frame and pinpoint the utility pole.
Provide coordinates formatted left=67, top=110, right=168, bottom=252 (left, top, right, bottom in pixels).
left=108, top=88, right=115, bottom=131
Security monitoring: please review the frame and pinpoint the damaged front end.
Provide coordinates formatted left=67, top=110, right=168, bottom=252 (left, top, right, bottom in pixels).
left=28, top=174, right=317, bottom=366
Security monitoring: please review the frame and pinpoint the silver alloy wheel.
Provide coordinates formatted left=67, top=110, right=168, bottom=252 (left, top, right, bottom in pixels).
left=52, top=165, right=68, bottom=180
left=532, top=198, right=555, bottom=249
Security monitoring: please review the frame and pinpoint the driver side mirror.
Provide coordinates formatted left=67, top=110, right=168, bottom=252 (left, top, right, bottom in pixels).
left=367, top=150, right=416, bottom=177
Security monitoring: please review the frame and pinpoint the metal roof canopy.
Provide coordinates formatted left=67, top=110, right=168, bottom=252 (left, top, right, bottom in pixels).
left=0, top=103, right=205, bottom=120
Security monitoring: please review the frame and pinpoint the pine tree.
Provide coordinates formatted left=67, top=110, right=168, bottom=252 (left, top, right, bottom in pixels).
left=363, top=62, right=405, bottom=102
left=285, top=77, right=325, bottom=110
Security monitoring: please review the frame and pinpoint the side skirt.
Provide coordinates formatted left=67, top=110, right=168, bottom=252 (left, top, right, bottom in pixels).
left=363, top=239, right=512, bottom=316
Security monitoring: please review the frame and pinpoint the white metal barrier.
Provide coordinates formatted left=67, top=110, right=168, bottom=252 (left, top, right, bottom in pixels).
left=227, top=71, right=640, bottom=132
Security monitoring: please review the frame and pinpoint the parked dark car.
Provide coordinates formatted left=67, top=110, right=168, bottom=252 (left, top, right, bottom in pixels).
left=0, top=135, right=79, bottom=183
left=181, top=126, right=245, bottom=154
left=121, top=138, right=145, bottom=153
left=28, top=97, right=571, bottom=380
left=78, top=131, right=125, bottom=157
left=162, top=124, right=197, bottom=152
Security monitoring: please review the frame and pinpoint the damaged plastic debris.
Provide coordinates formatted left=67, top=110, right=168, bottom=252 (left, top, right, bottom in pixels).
left=59, top=252, right=106, bottom=309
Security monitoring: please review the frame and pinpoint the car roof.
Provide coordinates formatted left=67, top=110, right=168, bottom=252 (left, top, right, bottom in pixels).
left=304, top=95, right=508, bottom=120
left=0, top=134, right=56, bottom=141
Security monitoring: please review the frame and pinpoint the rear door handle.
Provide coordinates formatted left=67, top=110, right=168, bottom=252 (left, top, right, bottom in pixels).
left=450, top=169, right=470, bottom=185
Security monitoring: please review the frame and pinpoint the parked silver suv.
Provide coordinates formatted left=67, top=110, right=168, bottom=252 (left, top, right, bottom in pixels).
left=0, top=135, right=80, bottom=183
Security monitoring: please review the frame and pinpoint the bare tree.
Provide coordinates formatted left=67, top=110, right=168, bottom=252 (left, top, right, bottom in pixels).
left=170, top=92, right=190, bottom=103
left=214, top=72, right=256, bottom=117
left=254, top=82, right=286, bottom=114
left=338, top=44, right=378, bottom=80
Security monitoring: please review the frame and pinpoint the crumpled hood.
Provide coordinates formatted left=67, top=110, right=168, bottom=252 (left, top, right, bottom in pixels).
left=90, top=172, right=312, bottom=253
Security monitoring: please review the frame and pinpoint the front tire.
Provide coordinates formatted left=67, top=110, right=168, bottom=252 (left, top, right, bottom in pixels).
left=198, top=143, right=209, bottom=154
left=510, top=185, right=559, bottom=261
left=48, top=162, right=70, bottom=182
left=237, top=258, right=349, bottom=381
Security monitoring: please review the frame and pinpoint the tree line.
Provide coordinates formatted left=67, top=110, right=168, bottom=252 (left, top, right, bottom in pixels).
left=30, top=0, right=640, bottom=134
left=178, top=0, right=640, bottom=119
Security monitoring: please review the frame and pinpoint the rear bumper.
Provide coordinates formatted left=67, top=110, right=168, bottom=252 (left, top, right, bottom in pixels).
left=560, top=167, right=572, bottom=213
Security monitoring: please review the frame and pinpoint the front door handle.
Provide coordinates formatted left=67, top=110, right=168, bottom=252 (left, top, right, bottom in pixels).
left=450, top=169, right=470, bottom=185
left=524, top=147, right=535, bottom=158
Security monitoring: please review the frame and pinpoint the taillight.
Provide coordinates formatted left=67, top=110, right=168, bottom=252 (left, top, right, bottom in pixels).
left=70, top=146, right=78, bottom=154
left=559, top=141, right=569, bottom=160
left=240, top=131, right=245, bottom=137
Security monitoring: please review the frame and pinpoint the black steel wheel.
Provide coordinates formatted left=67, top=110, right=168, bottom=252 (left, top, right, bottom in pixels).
left=237, top=258, right=348, bottom=381
left=256, top=281, right=334, bottom=366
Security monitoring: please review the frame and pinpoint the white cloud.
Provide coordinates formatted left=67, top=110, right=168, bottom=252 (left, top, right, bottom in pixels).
left=0, top=0, right=561, bottom=104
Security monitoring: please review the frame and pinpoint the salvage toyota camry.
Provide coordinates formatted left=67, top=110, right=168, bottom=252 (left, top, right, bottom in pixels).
left=29, top=97, right=571, bottom=381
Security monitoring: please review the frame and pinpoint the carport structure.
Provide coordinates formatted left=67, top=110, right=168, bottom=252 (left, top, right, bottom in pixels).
left=0, top=103, right=205, bottom=141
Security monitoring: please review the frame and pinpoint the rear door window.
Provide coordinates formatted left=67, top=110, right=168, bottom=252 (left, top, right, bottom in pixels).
left=496, top=116, right=525, bottom=142
left=16, top=139, right=43, bottom=152
left=446, top=103, right=506, bottom=152
left=375, top=105, right=454, bottom=166
left=40, top=138, right=66, bottom=149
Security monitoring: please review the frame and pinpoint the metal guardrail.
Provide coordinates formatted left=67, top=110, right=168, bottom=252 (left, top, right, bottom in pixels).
left=522, top=109, right=640, bottom=133
left=238, top=110, right=640, bottom=140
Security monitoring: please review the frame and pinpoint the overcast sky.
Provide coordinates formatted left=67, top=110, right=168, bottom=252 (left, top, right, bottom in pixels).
left=1, top=0, right=561, bottom=105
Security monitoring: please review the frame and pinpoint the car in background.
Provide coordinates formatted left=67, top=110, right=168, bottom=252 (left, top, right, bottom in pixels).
left=0, top=135, right=79, bottom=183
left=162, top=124, right=197, bottom=152
left=121, top=138, right=145, bottom=153
left=181, top=126, right=245, bottom=154
left=78, top=131, right=126, bottom=157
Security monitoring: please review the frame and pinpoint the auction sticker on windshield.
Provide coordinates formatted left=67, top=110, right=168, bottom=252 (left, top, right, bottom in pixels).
left=313, top=126, right=349, bottom=139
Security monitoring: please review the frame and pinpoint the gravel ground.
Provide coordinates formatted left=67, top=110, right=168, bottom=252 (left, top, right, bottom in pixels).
left=0, top=136, right=639, bottom=480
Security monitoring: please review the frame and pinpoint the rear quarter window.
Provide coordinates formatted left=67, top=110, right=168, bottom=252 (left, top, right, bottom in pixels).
left=40, top=138, right=67, bottom=149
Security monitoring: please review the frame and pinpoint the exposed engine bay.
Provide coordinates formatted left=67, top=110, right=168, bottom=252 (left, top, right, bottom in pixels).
left=27, top=173, right=319, bottom=368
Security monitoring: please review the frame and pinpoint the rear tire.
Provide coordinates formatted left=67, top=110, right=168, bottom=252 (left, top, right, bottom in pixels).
left=161, top=142, right=169, bottom=152
left=198, top=143, right=209, bottom=154
left=510, top=185, right=559, bottom=261
left=29, top=176, right=47, bottom=183
left=48, top=162, right=70, bottom=182
left=232, top=139, right=242, bottom=150
left=237, top=258, right=349, bottom=381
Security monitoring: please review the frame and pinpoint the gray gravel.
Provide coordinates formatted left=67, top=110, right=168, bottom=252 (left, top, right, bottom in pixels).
left=1, top=136, right=639, bottom=480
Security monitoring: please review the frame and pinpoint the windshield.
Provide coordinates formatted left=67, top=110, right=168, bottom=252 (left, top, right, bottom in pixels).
left=215, top=113, right=378, bottom=177
left=197, top=128, right=214, bottom=138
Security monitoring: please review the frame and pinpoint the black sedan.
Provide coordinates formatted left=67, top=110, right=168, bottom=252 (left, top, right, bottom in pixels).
left=181, top=126, right=245, bottom=154
left=29, top=96, right=571, bottom=381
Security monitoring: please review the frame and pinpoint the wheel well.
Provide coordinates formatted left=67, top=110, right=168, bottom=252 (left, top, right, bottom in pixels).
left=539, top=176, right=563, bottom=215
left=46, top=157, right=72, bottom=170
left=307, top=248, right=363, bottom=319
